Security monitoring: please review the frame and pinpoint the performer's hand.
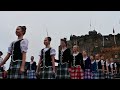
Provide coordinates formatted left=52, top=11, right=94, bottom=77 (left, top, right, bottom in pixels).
left=68, top=68, right=71, bottom=72
left=53, top=70, right=55, bottom=74
left=0, top=63, right=2, bottom=67
left=103, top=71, right=105, bottom=74
left=20, top=66, right=25, bottom=74
left=36, top=71, right=39, bottom=75
left=36, top=68, right=39, bottom=74
left=53, top=70, right=57, bottom=78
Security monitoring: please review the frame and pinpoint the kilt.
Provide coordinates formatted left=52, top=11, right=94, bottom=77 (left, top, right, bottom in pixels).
left=108, top=72, right=113, bottom=79
left=27, top=70, right=36, bottom=79
left=91, top=71, right=99, bottom=79
left=104, top=70, right=108, bottom=79
left=98, top=70, right=104, bottom=79
left=0, top=67, right=4, bottom=79
left=39, top=67, right=55, bottom=79
left=69, top=65, right=84, bottom=79
left=0, top=71, right=3, bottom=79
left=56, top=63, right=70, bottom=79
left=113, top=70, right=116, bottom=78
left=7, top=60, right=27, bottom=79
left=84, top=69, right=92, bottom=79
left=3, top=71, right=7, bottom=79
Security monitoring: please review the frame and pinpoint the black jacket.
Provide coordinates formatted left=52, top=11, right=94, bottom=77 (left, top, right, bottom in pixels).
left=27, top=62, right=37, bottom=71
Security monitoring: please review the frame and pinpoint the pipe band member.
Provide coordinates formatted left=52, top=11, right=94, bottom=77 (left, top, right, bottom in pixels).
left=27, top=56, right=37, bottom=79
left=56, top=38, right=71, bottom=79
left=103, top=59, right=109, bottom=79
left=100, top=55, right=108, bottom=79
left=36, top=37, right=56, bottom=79
left=95, top=54, right=104, bottom=79
left=69, top=45, right=84, bottom=79
left=90, top=55, right=98, bottom=79
left=107, top=58, right=113, bottom=79
left=0, top=26, right=28, bottom=79
left=108, top=58, right=117, bottom=79
left=82, top=50, right=92, bottom=79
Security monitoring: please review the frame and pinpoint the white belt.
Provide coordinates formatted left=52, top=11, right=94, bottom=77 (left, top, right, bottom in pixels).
left=41, top=66, right=52, bottom=68
left=12, top=59, right=22, bottom=62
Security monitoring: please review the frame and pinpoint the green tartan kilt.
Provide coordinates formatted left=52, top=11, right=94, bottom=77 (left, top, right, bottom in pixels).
left=7, top=60, right=27, bottom=79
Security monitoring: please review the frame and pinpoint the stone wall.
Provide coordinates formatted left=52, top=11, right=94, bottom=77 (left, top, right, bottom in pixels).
left=67, top=30, right=120, bottom=57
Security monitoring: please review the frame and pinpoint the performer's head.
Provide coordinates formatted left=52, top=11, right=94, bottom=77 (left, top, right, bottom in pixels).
left=44, top=37, right=51, bottom=46
left=107, top=58, right=110, bottom=64
left=115, top=54, right=118, bottom=59
left=16, top=26, right=26, bottom=37
left=110, top=58, right=114, bottom=63
left=95, top=54, right=100, bottom=60
left=90, top=55, right=94, bottom=61
left=60, top=38, right=67, bottom=48
left=0, top=51, right=3, bottom=56
left=105, top=58, right=109, bottom=62
left=82, top=50, right=87, bottom=57
left=100, top=55, right=104, bottom=60
left=31, top=56, right=34, bottom=61
left=73, top=45, right=79, bottom=53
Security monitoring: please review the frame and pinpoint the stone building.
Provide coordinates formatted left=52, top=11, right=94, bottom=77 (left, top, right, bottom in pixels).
left=67, top=30, right=120, bottom=58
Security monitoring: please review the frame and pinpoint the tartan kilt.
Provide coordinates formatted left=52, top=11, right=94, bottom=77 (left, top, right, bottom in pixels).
left=98, top=70, right=104, bottom=79
left=27, top=70, right=36, bottom=79
left=56, top=63, right=70, bottom=79
left=91, top=71, right=99, bottom=79
left=0, top=71, right=3, bottom=79
left=0, top=67, right=4, bottom=79
left=84, top=69, right=92, bottom=79
left=104, top=70, right=108, bottom=79
left=69, top=65, right=84, bottom=79
left=7, top=60, right=27, bottom=79
left=113, top=70, right=116, bottom=78
left=108, top=72, right=113, bottom=79
left=39, top=67, right=55, bottom=79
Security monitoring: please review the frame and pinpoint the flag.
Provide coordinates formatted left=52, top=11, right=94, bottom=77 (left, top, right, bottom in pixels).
left=113, top=28, right=116, bottom=45
left=46, top=27, right=48, bottom=37
left=90, top=20, right=91, bottom=27
left=90, top=20, right=91, bottom=31
left=103, top=36, right=104, bottom=47
left=113, top=28, right=115, bottom=33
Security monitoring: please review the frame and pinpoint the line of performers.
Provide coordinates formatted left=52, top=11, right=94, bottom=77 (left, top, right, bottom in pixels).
left=0, top=26, right=118, bottom=79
